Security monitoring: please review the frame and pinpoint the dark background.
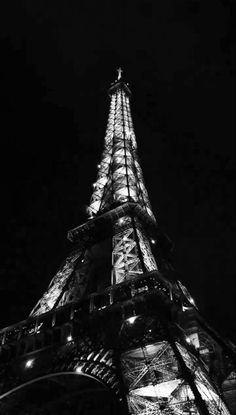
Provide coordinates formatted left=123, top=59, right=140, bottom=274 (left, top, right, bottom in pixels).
left=0, top=1, right=235, bottom=342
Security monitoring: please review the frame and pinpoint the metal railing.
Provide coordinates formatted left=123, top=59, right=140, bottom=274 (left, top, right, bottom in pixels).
left=0, top=270, right=183, bottom=347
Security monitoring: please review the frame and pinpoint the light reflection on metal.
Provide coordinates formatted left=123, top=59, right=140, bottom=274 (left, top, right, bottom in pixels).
left=177, top=280, right=198, bottom=309
left=25, top=359, right=34, bottom=369
left=75, top=366, right=83, bottom=374
left=137, top=228, right=157, bottom=272
left=126, top=316, right=138, bottom=324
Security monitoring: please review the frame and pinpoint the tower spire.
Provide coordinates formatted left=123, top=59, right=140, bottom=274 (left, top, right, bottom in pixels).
left=88, top=71, right=155, bottom=222
left=117, top=67, right=123, bottom=80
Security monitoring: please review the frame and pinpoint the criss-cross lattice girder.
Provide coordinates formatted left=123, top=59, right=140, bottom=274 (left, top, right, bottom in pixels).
left=88, top=75, right=155, bottom=221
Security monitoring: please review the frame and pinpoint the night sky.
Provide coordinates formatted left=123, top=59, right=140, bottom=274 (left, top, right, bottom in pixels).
left=0, top=1, right=235, bottom=342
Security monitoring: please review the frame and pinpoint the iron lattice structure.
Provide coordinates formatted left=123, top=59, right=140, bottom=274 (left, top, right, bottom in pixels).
left=0, top=70, right=235, bottom=414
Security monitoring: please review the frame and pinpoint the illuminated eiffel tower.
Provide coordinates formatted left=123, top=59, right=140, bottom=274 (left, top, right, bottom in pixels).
left=0, top=69, right=235, bottom=414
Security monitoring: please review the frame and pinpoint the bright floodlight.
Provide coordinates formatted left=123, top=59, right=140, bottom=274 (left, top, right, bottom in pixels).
left=186, top=337, right=191, bottom=343
left=189, top=297, right=196, bottom=306
left=25, top=359, right=34, bottom=369
left=67, top=335, right=73, bottom=342
left=127, top=316, right=137, bottom=324
left=151, top=239, right=156, bottom=244
left=75, top=366, right=83, bottom=374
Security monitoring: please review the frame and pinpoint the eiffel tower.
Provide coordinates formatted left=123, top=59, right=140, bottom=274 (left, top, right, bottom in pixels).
left=0, top=69, right=235, bottom=414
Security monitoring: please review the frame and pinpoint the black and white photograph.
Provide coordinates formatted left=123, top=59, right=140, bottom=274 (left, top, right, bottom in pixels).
left=0, top=1, right=235, bottom=414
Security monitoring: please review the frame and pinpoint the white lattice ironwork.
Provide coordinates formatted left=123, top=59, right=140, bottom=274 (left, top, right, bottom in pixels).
left=30, top=250, right=81, bottom=315
left=112, top=222, right=143, bottom=285
left=30, top=249, right=90, bottom=316
left=121, top=341, right=230, bottom=415
left=177, top=343, right=230, bottom=414
left=88, top=81, right=155, bottom=220
left=112, top=216, right=157, bottom=284
left=137, top=227, right=157, bottom=272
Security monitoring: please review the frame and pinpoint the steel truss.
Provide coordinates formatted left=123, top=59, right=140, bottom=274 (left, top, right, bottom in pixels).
left=88, top=86, right=154, bottom=220
left=112, top=216, right=157, bottom=284
left=30, top=248, right=91, bottom=316
left=121, top=341, right=230, bottom=415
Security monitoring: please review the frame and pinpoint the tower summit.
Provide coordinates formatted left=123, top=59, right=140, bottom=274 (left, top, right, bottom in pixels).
left=0, top=71, right=235, bottom=414
left=88, top=67, right=154, bottom=221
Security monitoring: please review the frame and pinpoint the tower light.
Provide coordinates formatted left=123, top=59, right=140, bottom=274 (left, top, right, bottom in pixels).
left=25, top=359, right=34, bottom=369
left=126, top=315, right=138, bottom=324
left=75, top=365, right=83, bottom=374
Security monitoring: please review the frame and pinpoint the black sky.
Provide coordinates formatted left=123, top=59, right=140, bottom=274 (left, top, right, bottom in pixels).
left=0, top=0, right=235, bottom=342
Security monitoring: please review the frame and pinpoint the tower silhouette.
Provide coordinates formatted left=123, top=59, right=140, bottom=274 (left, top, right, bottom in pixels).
left=0, top=70, right=235, bottom=414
